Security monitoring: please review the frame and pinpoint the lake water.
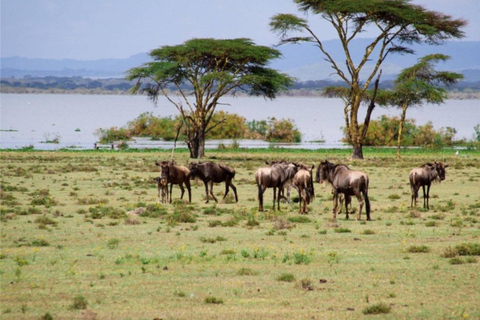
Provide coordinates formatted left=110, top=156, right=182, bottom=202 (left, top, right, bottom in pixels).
left=0, top=94, right=478, bottom=150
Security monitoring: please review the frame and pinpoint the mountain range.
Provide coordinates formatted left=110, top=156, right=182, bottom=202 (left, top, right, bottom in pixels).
left=2, top=39, right=480, bottom=82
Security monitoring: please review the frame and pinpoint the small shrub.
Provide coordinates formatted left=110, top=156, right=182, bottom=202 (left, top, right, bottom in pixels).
left=441, top=246, right=458, bottom=258
left=237, top=268, right=259, bottom=276
left=174, top=290, right=187, bottom=297
left=407, top=245, right=430, bottom=253
left=425, top=221, right=438, bottom=227
left=246, top=216, right=260, bottom=227
left=204, top=296, right=224, bottom=304
left=387, top=194, right=401, bottom=200
left=362, top=302, right=391, bottom=315
left=273, top=218, right=292, bottom=230
left=334, top=228, right=351, bottom=233
left=208, top=220, right=223, bottom=227
left=276, top=273, right=296, bottom=282
left=107, top=238, right=120, bottom=249
left=293, top=251, right=313, bottom=265
left=40, top=312, right=54, bottom=320
left=288, top=216, right=311, bottom=224
left=70, top=295, right=88, bottom=310
left=455, top=243, right=480, bottom=256
left=29, top=239, right=50, bottom=247
left=449, top=257, right=465, bottom=265
left=298, top=278, right=314, bottom=291
left=34, top=216, right=57, bottom=227
left=169, top=209, right=196, bottom=224
left=362, top=229, right=375, bottom=235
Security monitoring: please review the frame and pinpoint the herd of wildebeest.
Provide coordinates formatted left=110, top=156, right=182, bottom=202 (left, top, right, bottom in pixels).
left=153, top=159, right=449, bottom=221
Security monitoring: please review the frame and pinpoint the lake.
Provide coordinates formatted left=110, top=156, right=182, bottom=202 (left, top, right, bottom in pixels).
left=0, top=94, right=478, bottom=150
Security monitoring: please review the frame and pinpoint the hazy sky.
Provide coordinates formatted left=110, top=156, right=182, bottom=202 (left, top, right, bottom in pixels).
left=1, top=0, right=479, bottom=60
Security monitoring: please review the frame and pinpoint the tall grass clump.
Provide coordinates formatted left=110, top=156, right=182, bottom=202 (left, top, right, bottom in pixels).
left=362, top=302, right=391, bottom=315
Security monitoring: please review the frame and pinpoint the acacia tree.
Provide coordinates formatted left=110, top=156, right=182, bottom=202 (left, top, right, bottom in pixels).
left=270, top=0, right=466, bottom=158
left=379, top=54, right=463, bottom=158
left=127, top=38, right=293, bottom=158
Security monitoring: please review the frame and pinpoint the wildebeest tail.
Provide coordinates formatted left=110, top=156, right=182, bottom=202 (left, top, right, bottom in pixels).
left=219, top=164, right=236, bottom=179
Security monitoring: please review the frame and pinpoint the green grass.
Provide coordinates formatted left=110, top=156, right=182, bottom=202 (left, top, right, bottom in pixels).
left=0, top=149, right=479, bottom=319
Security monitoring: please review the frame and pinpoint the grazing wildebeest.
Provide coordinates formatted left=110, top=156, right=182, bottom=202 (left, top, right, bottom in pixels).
left=189, top=161, right=238, bottom=203
left=292, top=164, right=315, bottom=214
left=153, top=177, right=168, bottom=204
left=316, top=160, right=371, bottom=221
left=255, top=161, right=299, bottom=211
left=156, top=161, right=191, bottom=203
left=409, top=162, right=448, bottom=209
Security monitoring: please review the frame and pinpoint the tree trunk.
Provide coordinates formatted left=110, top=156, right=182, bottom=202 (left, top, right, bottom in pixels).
left=352, top=144, right=364, bottom=159
left=187, top=127, right=206, bottom=159
left=397, top=106, right=408, bottom=159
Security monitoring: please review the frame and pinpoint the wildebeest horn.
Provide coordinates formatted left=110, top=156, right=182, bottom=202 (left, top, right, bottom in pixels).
left=155, top=161, right=160, bottom=166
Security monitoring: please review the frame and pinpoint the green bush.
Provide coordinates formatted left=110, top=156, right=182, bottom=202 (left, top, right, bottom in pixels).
left=343, top=115, right=458, bottom=147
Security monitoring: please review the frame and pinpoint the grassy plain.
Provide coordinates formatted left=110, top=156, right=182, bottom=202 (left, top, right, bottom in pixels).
left=1, top=148, right=479, bottom=320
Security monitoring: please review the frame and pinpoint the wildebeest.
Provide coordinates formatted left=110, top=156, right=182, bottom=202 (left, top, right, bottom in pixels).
left=153, top=177, right=168, bottom=204
left=316, top=160, right=371, bottom=221
left=255, top=161, right=300, bottom=211
left=156, top=161, right=191, bottom=203
left=409, top=161, right=448, bottom=209
left=292, top=164, right=315, bottom=214
left=189, top=161, right=238, bottom=203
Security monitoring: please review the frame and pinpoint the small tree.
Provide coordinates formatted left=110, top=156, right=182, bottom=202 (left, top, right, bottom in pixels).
left=270, top=0, right=466, bottom=159
left=126, top=38, right=293, bottom=158
left=380, top=54, right=463, bottom=157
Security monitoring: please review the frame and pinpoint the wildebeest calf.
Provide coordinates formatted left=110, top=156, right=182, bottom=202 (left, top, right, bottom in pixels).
left=154, top=177, right=168, bottom=204
left=409, top=161, right=448, bottom=209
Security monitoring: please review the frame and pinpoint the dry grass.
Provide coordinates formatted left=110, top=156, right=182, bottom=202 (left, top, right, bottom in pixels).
left=0, top=149, right=479, bottom=319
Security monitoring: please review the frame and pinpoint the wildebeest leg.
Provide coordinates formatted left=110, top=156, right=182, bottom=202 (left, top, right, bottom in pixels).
left=157, top=185, right=161, bottom=203
left=179, top=183, right=185, bottom=200
left=185, top=179, right=192, bottom=203
left=209, top=181, right=218, bottom=203
left=354, top=191, right=364, bottom=221
left=411, top=184, right=417, bottom=208
left=422, top=185, right=427, bottom=208
left=297, top=188, right=303, bottom=213
left=163, top=187, right=168, bottom=204
left=428, top=184, right=432, bottom=209
left=272, top=187, right=277, bottom=211
left=258, top=184, right=267, bottom=211
left=222, top=181, right=230, bottom=203
left=229, top=181, right=238, bottom=203
left=169, top=183, right=173, bottom=204
left=332, top=190, right=339, bottom=220
left=203, top=181, right=210, bottom=203
left=277, top=187, right=284, bottom=211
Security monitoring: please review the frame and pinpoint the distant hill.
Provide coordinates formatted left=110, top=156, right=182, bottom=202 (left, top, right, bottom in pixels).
left=1, top=40, right=480, bottom=82
left=0, top=53, right=149, bottom=78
